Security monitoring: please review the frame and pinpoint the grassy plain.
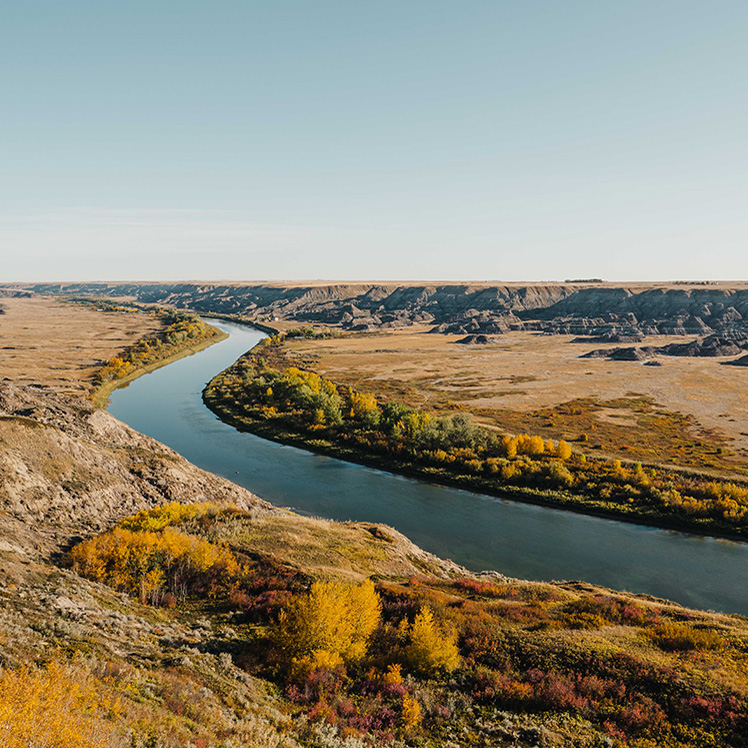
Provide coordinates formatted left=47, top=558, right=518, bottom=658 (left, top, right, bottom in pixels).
left=0, top=294, right=164, bottom=397
left=276, top=328, right=748, bottom=476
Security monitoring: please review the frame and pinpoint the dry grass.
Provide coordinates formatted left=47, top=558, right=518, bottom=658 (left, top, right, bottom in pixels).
left=0, top=295, right=164, bottom=397
left=233, top=512, right=459, bottom=581
left=278, top=329, right=748, bottom=474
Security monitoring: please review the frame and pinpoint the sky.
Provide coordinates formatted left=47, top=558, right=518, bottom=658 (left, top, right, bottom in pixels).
left=2, top=1, right=748, bottom=283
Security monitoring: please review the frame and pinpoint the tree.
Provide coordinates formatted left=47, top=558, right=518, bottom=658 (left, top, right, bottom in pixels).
left=557, top=440, right=572, bottom=460
left=501, top=434, right=518, bottom=459
left=401, top=606, right=459, bottom=676
left=527, top=435, right=546, bottom=455
left=348, top=389, right=381, bottom=428
left=273, top=579, right=381, bottom=680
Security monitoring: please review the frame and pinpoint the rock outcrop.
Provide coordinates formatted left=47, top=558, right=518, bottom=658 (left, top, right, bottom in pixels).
left=22, top=282, right=748, bottom=341
left=725, top=354, right=748, bottom=367
left=455, top=334, right=498, bottom=345
left=581, top=335, right=748, bottom=362
left=0, top=380, right=272, bottom=555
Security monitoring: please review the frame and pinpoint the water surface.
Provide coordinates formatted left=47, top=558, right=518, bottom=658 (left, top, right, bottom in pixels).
left=109, top=320, right=748, bottom=615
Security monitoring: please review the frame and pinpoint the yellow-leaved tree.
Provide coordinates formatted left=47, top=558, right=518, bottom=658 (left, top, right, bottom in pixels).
left=0, top=662, right=124, bottom=748
left=401, top=606, right=460, bottom=676
left=348, top=389, right=381, bottom=428
left=273, top=579, right=381, bottom=681
left=70, top=526, right=240, bottom=604
left=557, top=440, right=572, bottom=460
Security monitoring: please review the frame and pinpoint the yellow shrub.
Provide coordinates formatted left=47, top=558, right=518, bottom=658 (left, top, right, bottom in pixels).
left=527, top=435, right=546, bottom=455
left=500, top=435, right=518, bottom=459
left=383, top=663, right=403, bottom=685
left=501, top=463, right=518, bottom=480
left=349, top=389, right=380, bottom=426
left=557, top=440, right=572, bottom=460
left=0, top=662, right=123, bottom=748
left=647, top=622, right=724, bottom=652
left=70, top=526, right=240, bottom=603
left=119, top=501, right=237, bottom=532
left=401, top=695, right=422, bottom=727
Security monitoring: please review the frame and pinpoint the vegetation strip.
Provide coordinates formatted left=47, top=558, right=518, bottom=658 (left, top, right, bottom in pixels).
left=59, top=500, right=748, bottom=747
left=203, top=330, right=748, bottom=540
left=72, top=298, right=228, bottom=407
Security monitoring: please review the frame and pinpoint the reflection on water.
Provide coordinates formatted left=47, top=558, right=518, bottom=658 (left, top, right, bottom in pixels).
left=109, top=321, right=748, bottom=615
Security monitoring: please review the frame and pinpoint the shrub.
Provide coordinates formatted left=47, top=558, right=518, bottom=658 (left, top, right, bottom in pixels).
left=348, top=389, right=381, bottom=428
left=401, top=695, right=421, bottom=727
left=0, top=662, right=124, bottom=748
left=119, top=501, right=240, bottom=532
left=273, top=579, right=382, bottom=681
left=647, top=622, right=725, bottom=652
left=70, top=526, right=240, bottom=603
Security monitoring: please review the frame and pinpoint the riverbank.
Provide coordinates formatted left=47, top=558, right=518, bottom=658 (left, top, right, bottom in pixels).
left=203, top=388, right=748, bottom=543
left=107, top=317, right=748, bottom=615
left=91, top=326, right=228, bottom=407
left=85, top=305, right=228, bottom=407
left=203, top=343, right=748, bottom=544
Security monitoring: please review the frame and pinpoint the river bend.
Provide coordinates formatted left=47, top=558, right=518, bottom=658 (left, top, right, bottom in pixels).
left=108, top=320, right=748, bottom=615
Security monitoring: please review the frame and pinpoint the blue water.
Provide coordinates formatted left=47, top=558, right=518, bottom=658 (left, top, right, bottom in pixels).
left=108, top=320, right=748, bottom=615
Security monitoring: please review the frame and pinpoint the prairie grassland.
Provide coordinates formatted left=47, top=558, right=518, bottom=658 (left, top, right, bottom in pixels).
left=0, top=295, right=164, bottom=397
left=276, top=328, right=748, bottom=475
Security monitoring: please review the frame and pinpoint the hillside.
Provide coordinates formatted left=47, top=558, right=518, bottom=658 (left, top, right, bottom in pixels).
left=24, top=281, right=748, bottom=339
left=3, top=385, right=748, bottom=746
left=0, top=382, right=468, bottom=747
left=3, top=294, right=748, bottom=747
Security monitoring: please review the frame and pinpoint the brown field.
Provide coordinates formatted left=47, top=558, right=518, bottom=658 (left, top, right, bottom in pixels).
left=278, top=328, right=748, bottom=475
left=0, top=294, right=164, bottom=397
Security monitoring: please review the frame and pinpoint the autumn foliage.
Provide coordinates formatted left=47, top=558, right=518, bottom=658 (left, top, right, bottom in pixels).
left=206, top=350, right=748, bottom=535
left=273, top=579, right=382, bottom=680
left=64, top=503, right=748, bottom=747
left=400, top=606, right=460, bottom=675
left=120, top=501, right=240, bottom=532
left=0, top=662, right=123, bottom=748
left=70, top=525, right=240, bottom=603
left=92, top=309, right=218, bottom=389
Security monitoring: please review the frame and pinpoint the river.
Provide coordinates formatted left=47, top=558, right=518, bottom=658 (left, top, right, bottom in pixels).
left=108, top=320, right=748, bottom=615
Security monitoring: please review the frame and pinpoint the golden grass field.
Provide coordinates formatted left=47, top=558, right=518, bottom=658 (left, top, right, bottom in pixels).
left=279, top=327, right=748, bottom=475
left=0, top=294, right=164, bottom=397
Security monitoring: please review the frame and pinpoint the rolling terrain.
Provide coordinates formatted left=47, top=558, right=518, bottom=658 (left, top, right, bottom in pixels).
left=3, top=290, right=748, bottom=747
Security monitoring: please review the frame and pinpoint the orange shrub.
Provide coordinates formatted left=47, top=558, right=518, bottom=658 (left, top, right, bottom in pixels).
left=70, top=526, right=240, bottom=604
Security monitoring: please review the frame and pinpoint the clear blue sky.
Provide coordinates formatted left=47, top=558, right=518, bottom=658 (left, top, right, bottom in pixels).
left=3, top=1, right=748, bottom=282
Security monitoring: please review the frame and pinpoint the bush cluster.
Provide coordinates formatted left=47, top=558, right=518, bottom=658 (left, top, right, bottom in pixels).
left=66, top=504, right=748, bottom=748
left=93, top=310, right=218, bottom=387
